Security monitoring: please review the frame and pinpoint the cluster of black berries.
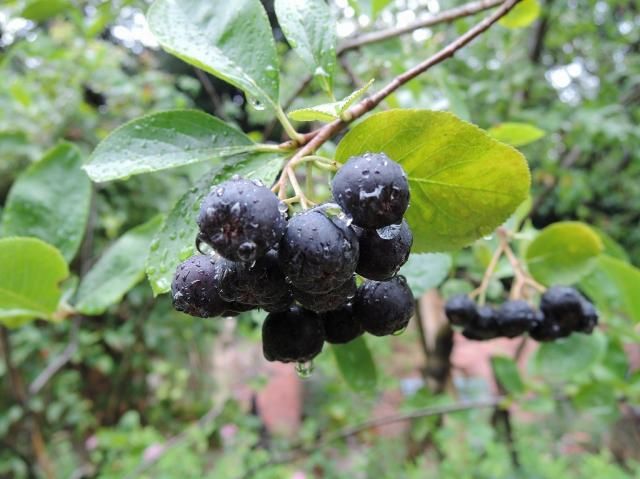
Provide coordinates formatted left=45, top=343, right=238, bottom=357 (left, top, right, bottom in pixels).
left=445, top=286, right=598, bottom=342
left=171, top=152, right=416, bottom=363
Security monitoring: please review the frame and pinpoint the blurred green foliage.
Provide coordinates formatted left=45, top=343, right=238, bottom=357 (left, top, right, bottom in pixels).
left=0, top=0, right=639, bottom=478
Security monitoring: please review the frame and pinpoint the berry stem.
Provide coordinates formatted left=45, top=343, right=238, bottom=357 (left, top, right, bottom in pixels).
left=287, top=167, right=312, bottom=209
left=497, top=228, right=546, bottom=298
left=471, top=241, right=505, bottom=305
left=275, top=106, right=304, bottom=144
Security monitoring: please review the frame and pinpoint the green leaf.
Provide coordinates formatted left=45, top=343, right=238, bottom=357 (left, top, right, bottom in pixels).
left=21, top=0, right=71, bottom=21
left=592, top=228, right=629, bottom=263
left=0, top=237, right=69, bottom=327
left=347, top=0, right=391, bottom=20
left=491, top=356, right=524, bottom=394
left=75, top=216, right=163, bottom=315
left=532, top=331, right=606, bottom=382
left=487, top=122, right=545, bottom=147
left=288, top=79, right=374, bottom=123
left=148, top=0, right=279, bottom=111
left=147, top=153, right=285, bottom=294
left=289, top=103, right=342, bottom=123
left=399, top=253, right=451, bottom=297
left=275, top=0, right=336, bottom=94
left=1, top=143, right=91, bottom=262
left=526, top=221, right=603, bottom=286
left=334, top=110, right=531, bottom=252
left=499, top=0, right=541, bottom=29
left=331, top=336, right=377, bottom=393
left=84, top=110, right=255, bottom=182
left=580, top=255, right=640, bottom=323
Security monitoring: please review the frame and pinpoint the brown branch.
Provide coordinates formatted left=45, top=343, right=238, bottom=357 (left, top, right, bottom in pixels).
left=269, top=0, right=507, bottom=140
left=338, top=0, right=505, bottom=53
left=1, top=327, right=56, bottom=479
left=276, top=0, right=523, bottom=195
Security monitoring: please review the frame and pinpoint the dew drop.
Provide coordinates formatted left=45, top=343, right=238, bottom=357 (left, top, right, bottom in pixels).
left=237, top=241, right=257, bottom=262
left=376, top=223, right=401, bottom=240
left=278, top=201, right=289, bottom=214
left=483, top=234, right=494, bottom=241
left=150, top=239, right=160, bottom=251
left=295, top=360, right=314, bottom=378
left=248, top=96, right=265, bottom=111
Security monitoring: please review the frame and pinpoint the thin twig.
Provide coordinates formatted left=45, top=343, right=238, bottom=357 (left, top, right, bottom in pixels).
left=470, top=242, right=506, bottom=304
left=194, top=67, right=224, bottom=115
left=267, top=0, right=507, bottom=140
left=338, top=0, right=505, bottom=53
left=29, top=317, right=81, bottom=396
left=275, top=0, right=522, bottom=196
left=498, top=228, right=546, bottom=298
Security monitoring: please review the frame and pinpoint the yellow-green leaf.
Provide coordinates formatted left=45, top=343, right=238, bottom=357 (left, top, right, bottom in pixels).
left=499, top=0, right=541, bottom=29
left=526, top=221, right=603, bottom=286
left=334, top=110, right=531, bottom=252
left=0, top=237, right=69, bottom=327
left=488, top=122, right=545, bottom=147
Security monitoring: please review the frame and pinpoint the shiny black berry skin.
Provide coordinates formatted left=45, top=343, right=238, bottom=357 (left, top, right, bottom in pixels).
left=331, top=152, right=410, bottom=229
left=445, top=295, right=477, bottom=327
left=197, top=177, right=286, bottom=262
left=292, top=276, right=357, bottom=313
left=354, top=276, right=415, bottom=336
left=496, top=300, right=540, bottom=338
left=279, top=208, right=359, bottom=294
left=262, top=306, right=325, bottom=363
left=462, top=306, right=500, bottom=340
left=578, top=300, right=598, bottom=334
left=217, top=250, right=290, bottom=310
left=354, top=219, right=413, bottom=281
left=321, top=304, right=363, bottom=344
left=540, top=286, right=598, bottom=336
left=171, top=255, right=251, bottom=318
left=529, top=314, right=563, bottom=342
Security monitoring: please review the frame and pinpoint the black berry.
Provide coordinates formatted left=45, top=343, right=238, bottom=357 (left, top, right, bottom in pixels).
left=462, top=306, right=500, bottom=340
left=332, top=152, right=410, bottom=228
left=171, top=255, right=253, bottom=318
left=354, top=219, right=413, bottom=280
left=292, top=276, right=357, bottom=313
left=495, top=300, right=540, bottom=338
left=354, top=276, right=415, bottom=336
left=445, top=294, right=477, bottom=327
left=321, top=304, right=363, bottom=344
left=540, top=286, right=598, bottom=336
left=197, top=177, right=286, bottom=262
left=262, top=306, right=325, bottom=363
left=279, top=207, right=359, bottom=293
left=217, top=250, right=290, bottom=310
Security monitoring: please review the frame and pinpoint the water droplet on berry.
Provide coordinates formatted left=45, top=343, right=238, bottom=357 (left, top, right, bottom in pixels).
left=295, top=360, right=314, bottom=378
left=376, top=223, right=401, bottom=239
left=251, top=178, right=264, bottom=187
left=215, top=187, right=225, bottom=197
left=237, top=241, right=257, bottom=262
